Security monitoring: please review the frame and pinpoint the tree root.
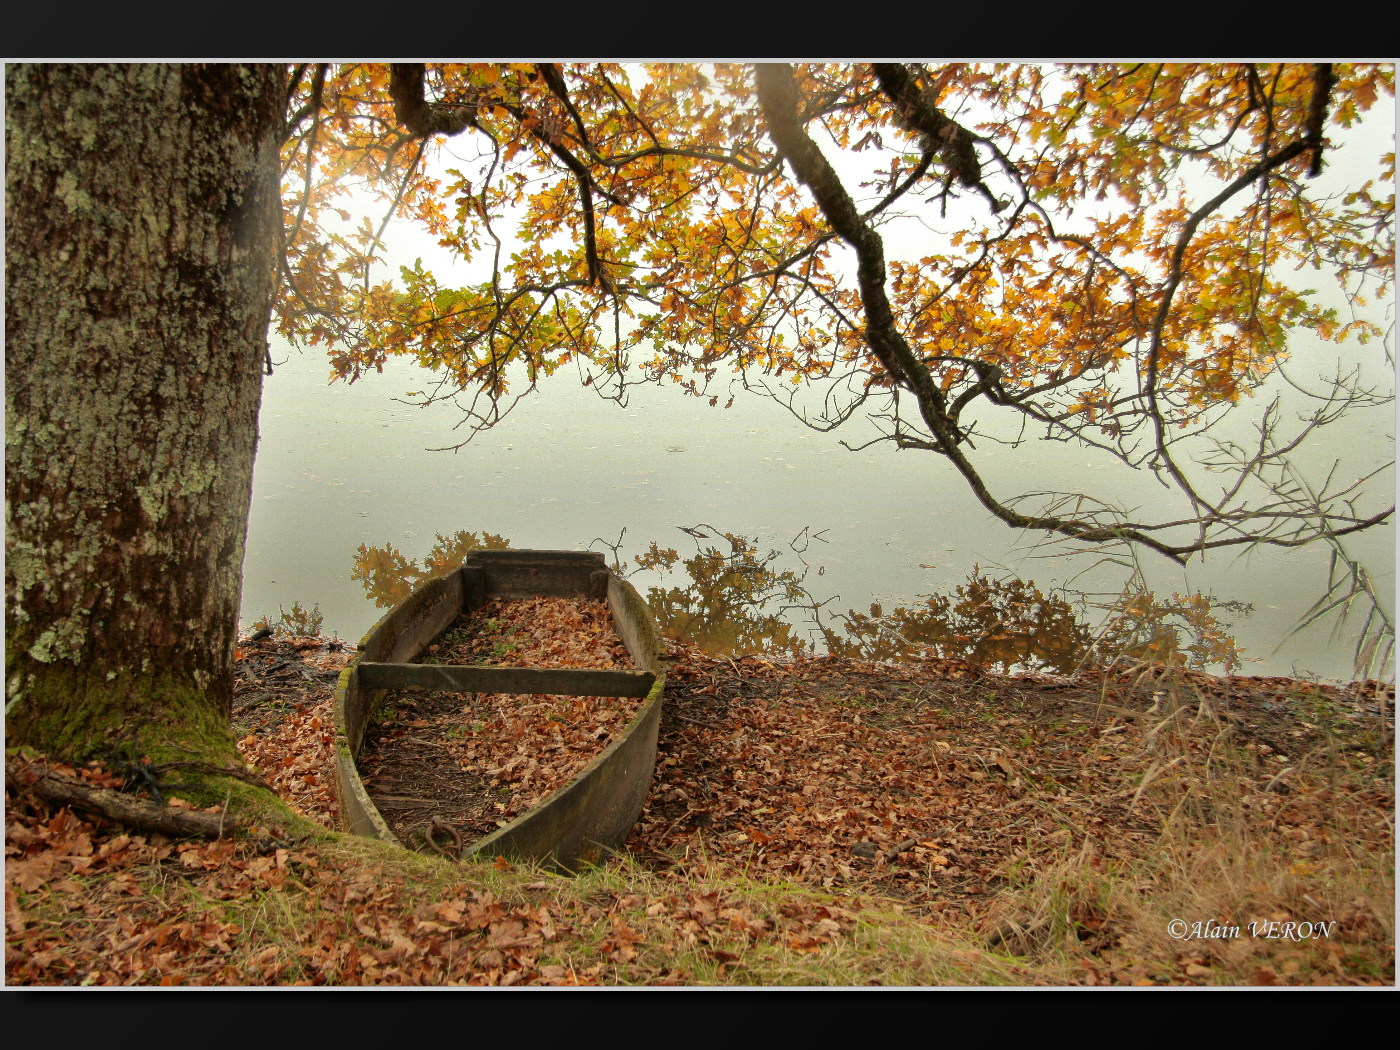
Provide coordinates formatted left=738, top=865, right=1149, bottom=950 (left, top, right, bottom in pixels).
left=6, top=758, right=265, bottom=842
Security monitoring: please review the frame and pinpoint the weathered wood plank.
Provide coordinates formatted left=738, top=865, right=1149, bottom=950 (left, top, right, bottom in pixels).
left=357, top=661, right=656, bottom=697
left=607, top=574, right=660, bottom=673
left=461, top=564, right=487, bottom=612
left=468, top=548, right=608, bottom=600
left=357, top=570, right=465, bottom=664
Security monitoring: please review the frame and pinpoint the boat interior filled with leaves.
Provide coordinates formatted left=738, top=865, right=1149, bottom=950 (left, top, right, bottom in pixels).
left=333, top=549, right=666, bottom=870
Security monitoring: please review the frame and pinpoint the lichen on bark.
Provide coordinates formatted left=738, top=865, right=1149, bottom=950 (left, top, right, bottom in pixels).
left=5, top=64, right=286, bottom=765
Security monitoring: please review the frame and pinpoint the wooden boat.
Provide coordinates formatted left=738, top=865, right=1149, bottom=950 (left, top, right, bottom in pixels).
left=332, top=549, right=666, bottom=870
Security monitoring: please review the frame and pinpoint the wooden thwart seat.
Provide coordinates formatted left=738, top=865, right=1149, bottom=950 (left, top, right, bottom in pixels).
left=356, top=661, right=656, bottom=697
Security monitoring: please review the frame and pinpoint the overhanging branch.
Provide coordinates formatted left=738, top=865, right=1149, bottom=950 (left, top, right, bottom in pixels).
left=388, top=63, right=478, bottom=139
left=754, top=61, right=1390, bottom=567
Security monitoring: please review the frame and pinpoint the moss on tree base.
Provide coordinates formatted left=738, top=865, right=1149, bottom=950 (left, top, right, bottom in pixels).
left=5, top=659, right=310, bottom=832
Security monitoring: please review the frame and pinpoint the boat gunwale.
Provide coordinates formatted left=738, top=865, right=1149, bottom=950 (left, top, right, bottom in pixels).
left=331, top=549, right=666, bottom=869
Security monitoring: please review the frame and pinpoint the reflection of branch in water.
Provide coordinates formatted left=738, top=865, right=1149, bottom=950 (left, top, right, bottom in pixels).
left=350, top=526, right=1246, bottom=673
left=352, top=530, right=512, bottom=608
left=870, top=618, right=919, bottom=651
left=823, top=569, right=1096, bottom=675
left=1078, top=574, right=1248, bottom=675
left=636, top=526, right=833, bottom=657
left=830, top=568, right=1249, bottom=676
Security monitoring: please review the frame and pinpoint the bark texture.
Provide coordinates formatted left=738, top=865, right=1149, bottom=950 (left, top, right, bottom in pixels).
left=6, top=65, right=285, bottom=759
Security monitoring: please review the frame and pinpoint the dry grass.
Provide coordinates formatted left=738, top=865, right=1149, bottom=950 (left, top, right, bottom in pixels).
left=5, top=807, right=1032, bottom=986
left=975, top=671, right=1394, bottom=985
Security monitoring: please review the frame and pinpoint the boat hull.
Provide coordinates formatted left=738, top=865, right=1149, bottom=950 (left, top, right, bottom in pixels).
left=332, top=549, right=666, bottom=870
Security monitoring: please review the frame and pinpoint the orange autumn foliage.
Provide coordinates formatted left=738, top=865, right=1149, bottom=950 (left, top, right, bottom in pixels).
left=274, top=63, right=1393, bottom=564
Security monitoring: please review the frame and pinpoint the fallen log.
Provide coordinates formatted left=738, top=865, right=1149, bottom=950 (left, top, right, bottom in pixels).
left=7, top=759, right=234, bottom=840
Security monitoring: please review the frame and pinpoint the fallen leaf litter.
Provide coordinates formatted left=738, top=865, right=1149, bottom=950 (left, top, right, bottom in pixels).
left=6, top=630, right=1391, bottom=986
left=225, top=627, right=1392, bottom=924
left=356, top=596, right=646, bottom=851
left=625, top=643, right=1393, bottom=925
left=233, top=637, right=348, bottom=829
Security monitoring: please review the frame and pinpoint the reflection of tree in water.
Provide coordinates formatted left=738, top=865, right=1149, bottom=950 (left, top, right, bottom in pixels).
left=352, top=530, right=512, bottom=608
left=629, top=528, right=821, bottom=658
left=1084, top=583, right=1248, bottom=674
left=351, top=527, right=1242, bottom=672
left=821, top=570, right=1092, bottom=674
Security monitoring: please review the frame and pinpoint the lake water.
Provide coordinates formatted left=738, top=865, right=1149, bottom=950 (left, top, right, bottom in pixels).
left=240, top=75, right=1394, bottom=680
left=242, top=325, right=1394, bottom=681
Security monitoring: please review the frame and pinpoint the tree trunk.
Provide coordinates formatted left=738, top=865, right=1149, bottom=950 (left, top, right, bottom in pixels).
left=6, top=65, right=285, bottom=766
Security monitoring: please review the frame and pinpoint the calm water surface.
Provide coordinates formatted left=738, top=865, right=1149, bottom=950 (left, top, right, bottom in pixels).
left=242, top=331, right=1394, bottom=681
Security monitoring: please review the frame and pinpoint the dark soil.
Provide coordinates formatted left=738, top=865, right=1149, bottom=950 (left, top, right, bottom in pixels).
left=232, top=637, right=347, bottom=727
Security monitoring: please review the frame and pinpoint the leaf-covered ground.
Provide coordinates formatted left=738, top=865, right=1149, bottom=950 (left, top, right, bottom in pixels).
left=6, top=637, right=1393, bottom=986
left=637, top=648, right=1391, bottom=911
